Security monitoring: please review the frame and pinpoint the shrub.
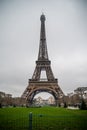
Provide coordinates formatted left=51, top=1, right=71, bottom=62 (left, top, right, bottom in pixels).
left=80, top=99, right=87, bottom=110
left=0, top=103, right=2, bottom=108
left=64, top=102, right=67, bottom=108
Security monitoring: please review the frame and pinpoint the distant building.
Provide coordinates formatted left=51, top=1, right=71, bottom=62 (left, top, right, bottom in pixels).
left=0, top=91, right=12, bottom=98
left=48, top=96, right=55, bottom=104
left=33, top=96, right=55, bottom=106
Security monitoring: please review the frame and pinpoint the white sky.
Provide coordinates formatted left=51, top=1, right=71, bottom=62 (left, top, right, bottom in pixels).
left=0, top=0, right=87, bottom=98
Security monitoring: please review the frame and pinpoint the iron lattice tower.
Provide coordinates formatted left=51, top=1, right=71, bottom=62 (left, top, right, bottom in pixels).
left=21, top=14, right=64, bottom=105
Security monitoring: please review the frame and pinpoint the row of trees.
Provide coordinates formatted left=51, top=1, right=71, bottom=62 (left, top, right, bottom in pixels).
left=62, top=100, right=87, bottom=110
left=0, top=87, right=87, bottom=109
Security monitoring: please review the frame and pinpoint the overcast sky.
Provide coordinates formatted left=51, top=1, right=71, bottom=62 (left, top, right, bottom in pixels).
left=0, top=0, right=87, bottom=98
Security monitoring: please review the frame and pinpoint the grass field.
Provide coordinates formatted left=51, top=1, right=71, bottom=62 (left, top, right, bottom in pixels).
left=0, top=107, right=87, bottom=130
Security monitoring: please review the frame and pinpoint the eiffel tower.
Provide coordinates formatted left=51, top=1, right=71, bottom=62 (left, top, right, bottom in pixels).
left=21, top=14, right=64, bottom=105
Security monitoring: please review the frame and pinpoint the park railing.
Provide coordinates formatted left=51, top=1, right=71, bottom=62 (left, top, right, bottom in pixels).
left=0, top=111, right=87, bottom=130
left=29, top=112, right=87, bottom=130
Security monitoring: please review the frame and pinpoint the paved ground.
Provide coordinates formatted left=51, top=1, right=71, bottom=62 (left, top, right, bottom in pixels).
left=67, top=106, right=79, bottom=109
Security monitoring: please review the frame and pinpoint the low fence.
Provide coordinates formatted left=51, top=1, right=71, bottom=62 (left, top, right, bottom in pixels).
left=29, top=113, right=86, bottom=130
left=0, top=112, right=87, bottom=130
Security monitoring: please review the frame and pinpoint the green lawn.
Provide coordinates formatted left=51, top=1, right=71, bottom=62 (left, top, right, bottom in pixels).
left=0, top=107, right=87, bottom=130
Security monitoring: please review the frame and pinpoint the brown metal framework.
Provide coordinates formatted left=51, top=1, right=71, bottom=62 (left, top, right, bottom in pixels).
left=21, top=14, right=64, bottom=105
